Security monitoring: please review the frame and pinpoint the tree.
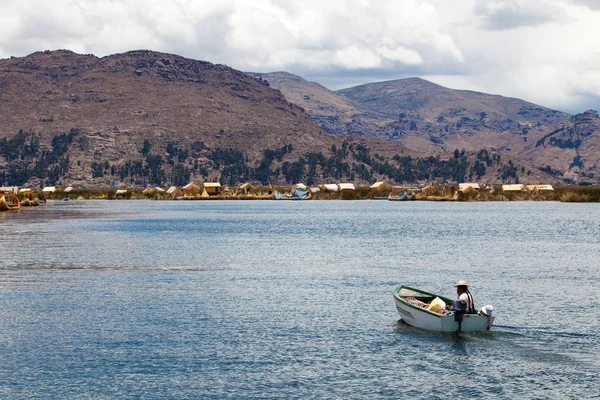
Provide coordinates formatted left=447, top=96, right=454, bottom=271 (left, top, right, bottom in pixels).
left=141, top=139, right=152, bottom=156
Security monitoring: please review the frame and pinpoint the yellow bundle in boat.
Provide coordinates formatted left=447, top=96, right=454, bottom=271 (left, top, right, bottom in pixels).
left=426, top=297, right=446, bottom=313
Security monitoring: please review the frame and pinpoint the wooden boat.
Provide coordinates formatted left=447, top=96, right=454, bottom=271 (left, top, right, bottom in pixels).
left=273, top=188, right=312, bottom=200
left=20, top=198, right=40, bottom=207
left=393, top=286, right=494, bottom=332
left=388, top=191, right=407, bottom=201
left=0, top=195, right=21, bottom=211
left=388, top=191, right=417, bottom=201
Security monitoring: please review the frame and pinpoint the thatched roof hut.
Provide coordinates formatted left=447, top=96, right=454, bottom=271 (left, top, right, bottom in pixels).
left=237, top=183, right=256, bottom=196
left=502, top=184, right=525, bottom=192
left=203, top=182, right=222, bottom=196
left=420, top=184, right=434, bottom=196
left=143, top=187, right=166, bottom=195
left=526, top=184, right=554, bottom=192
left=459, top=186, right=478, bottom=196
left=166, top=186, right=183, bottom=197
left=338, top=183, right=356, bottom=191
left=182, top=183, right=201, bottom=196
left=1, top=186, right=18, bottom=194
left=459, top=183, right=480, bottom=191
left=321, top=184, right=339, bottom=192
left=370, top=181, right=392, bottom=192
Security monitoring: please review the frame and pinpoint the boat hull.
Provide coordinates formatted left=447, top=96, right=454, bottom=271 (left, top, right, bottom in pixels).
left=0, top=195, right=21, bottom=211
left=393, top=286, right=493, bottom=332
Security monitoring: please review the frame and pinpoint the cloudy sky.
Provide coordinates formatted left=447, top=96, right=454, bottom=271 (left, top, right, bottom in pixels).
left=1, top=0, right=600, bottom=113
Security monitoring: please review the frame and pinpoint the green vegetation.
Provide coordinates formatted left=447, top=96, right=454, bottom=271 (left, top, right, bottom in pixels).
left=0, top=129, right=75, bottom=186
left=0, top=131, right=587, bottom=189
left=555, top=186, right=600, bottom=202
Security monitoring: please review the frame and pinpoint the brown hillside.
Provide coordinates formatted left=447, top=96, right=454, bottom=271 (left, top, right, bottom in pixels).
left=252, top=72, right=391, bottom=135
left=0, top=50, right=342, bottom=185
left=261, top=73, right=600, bottom=183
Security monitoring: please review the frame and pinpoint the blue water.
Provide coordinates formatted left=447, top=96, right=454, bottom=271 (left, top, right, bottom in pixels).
left=0, top=200, right=598, bottom=399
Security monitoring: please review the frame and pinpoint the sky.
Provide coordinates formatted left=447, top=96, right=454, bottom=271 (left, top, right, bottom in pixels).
left=1, top=0, right=600, bottom=114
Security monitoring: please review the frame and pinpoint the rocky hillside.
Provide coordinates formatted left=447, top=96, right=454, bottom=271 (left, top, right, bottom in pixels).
left=0, top=50, right=595, bottom=188
left=0, top=50, right=346, bottom=187
left=259, top=74, right=600, bottom=184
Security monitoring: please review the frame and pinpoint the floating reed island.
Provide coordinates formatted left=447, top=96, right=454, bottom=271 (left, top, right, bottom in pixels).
left=2, top=181, right=600, bottom=204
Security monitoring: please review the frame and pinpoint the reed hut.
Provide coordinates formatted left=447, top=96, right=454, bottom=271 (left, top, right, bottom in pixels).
left=143, top=187, right=166, bottom=195
left=370, top=181, right=392, bottom=192
left=166, top=186, right=183, bottom=197
left=0, top=186, right=18, bottom=194
left=182, top=183, right=201, bottom=196
left=459, top=186, right=478, bottom=196
left=526, top=184, right=554, bottom=192
left=321, top=184, right=339, bottom=192
left=338, top=183, right=356, bottom=192
left=502, top=184, right=525, bottom=192
left=203, top=182, right=222, bottom=196
left=420, top=184, right=434, bottom=196
left=237, top=183, right=256, bottom=196
left=459, top=183, right=480, bottom=192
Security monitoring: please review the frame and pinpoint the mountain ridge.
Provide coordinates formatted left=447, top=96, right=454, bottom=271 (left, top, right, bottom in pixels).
left=258, top=71, right=600, bottom=183
left=0, top=49, right=598, bottom=187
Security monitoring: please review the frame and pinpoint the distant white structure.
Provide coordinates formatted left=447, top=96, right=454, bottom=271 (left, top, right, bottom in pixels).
left=338, top=183, right=356, bottom=191
left=1, top=186, right=19, bottom=194
left=526, top=185, right=554, bottom=192
left=42, top=186, right=56, bottom=193
left=321, top=184, right=339, bottom=192
left=502, top=184, right=525, bottom=192
left=459, top=183, right=480, bottom=191
left=370, top=181, right=391, bottom=191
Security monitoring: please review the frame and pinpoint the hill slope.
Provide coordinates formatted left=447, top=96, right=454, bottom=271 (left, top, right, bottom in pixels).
left=0, top=50, right=594, bottom=187
left=0, top=50, right=343, bottom=186
left=260, top=74, right=600, bottom=183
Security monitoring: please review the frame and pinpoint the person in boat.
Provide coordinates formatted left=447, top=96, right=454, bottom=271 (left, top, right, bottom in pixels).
left=450, top=280, right=475, bottom=314
left=478, top=305, right=494, bottom=330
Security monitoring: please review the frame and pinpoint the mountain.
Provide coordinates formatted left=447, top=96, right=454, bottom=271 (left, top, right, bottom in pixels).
left=0, top=50, right=349, bottom=187
left=259, top=74, right=600, bottom=183
left=248, top=72, right=387, bottom=136
left=1, top=50, right=597, bottom=188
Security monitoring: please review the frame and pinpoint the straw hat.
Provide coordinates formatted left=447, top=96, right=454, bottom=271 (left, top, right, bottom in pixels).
left=480, top=305, right=494, bottom=316
left=453, top=280, right=470, bottom=287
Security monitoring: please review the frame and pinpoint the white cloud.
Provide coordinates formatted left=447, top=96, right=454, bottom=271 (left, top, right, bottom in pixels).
left=0, top=0, right=599, bottom=112
left=377, top=45, right=424, bottom=65
left=474, top=0, right=567, bottom=30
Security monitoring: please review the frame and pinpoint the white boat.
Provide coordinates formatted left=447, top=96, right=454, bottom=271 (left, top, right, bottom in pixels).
left=393, top=286, right=494, bottom=332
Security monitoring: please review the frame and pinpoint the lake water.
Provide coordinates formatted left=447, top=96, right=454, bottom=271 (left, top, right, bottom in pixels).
left=0, top=200, right=598, bottom=399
